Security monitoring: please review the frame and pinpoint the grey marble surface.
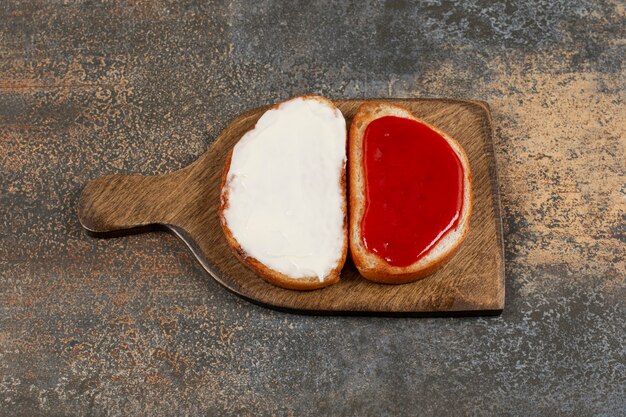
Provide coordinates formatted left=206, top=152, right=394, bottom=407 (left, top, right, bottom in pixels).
left=1, top=1, right=624, bottom=416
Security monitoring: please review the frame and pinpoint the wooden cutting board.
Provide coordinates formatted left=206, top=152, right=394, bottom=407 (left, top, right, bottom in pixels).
left=78, top=99, right=505, bottom=316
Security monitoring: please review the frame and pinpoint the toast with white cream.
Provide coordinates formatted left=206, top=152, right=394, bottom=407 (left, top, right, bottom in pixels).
left=220, top=96, right=348, bottom=290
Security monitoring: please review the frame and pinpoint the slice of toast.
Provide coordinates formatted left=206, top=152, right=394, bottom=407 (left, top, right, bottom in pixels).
left=220, top=95, right=348, bottom=290
left=349, top=102, right=473, bottom=284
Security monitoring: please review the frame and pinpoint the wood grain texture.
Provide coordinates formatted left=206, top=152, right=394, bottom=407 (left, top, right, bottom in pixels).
left=78, top=99, right=505, bottom=314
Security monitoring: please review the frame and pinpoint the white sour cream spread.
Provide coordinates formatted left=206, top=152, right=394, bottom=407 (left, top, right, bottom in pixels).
left=222, top=97, right=346, bottom=280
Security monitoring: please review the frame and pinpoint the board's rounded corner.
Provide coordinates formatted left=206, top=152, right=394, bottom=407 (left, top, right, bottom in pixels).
left=461, top=100, right=493, bottom=124
left=470, top=99, right=492, bottom=112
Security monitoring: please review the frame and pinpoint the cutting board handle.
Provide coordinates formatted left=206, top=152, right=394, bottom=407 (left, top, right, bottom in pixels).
left=78, top=172, right=183, bottom=234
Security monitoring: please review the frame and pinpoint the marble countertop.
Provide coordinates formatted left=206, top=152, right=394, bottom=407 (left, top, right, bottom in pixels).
left=1, top=1, right=624, bottom=415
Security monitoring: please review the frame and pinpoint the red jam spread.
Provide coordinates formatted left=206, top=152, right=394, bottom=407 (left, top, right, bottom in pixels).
left=361, top=116, right=464, bottom=267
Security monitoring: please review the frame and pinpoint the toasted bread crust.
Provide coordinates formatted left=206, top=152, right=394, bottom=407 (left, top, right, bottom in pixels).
left=220, top=95, right=348, bottom=290
left=348, top=102, right=473, bottom=284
